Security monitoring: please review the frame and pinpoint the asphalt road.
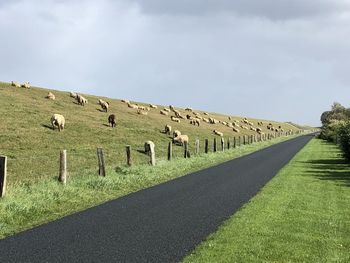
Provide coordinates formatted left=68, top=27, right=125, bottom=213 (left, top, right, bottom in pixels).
left=0, top=134, right=314, bottom=263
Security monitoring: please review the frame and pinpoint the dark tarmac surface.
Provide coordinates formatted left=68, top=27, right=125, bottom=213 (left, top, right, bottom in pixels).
left=0, top=134, right=314, bottom=263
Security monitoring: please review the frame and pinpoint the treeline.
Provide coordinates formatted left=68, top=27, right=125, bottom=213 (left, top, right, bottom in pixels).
left=320, top=102, right=350, bottom=160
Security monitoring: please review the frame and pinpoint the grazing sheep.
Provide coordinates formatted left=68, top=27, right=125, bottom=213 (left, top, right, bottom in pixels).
left=127, top=102, right=138, bottom=109
left=160, top=110, right=169, bottom=116
left=108, top=114, right=117, bottom=127
left=46, top=92, right=55, bottom=100
left=173, top=130, right=181, bottom=138
left=146, top=107, right=151, bottom=111
left=164, top=124, right=172, bottom=135
left=194, top=118, right=200, bottom=126
left=222, top=121, right=227, bottom=126
left=213, top=130, right=224, bottom=136
left=70, top=92, right=77, bottom=98
left=226, top=123, right=234, bottom=128
left=121, top=99, right=130, bottom=103
left=169, top=105, right=175, bottom=112
left=138, top=105, right=146, bottom=111
left=144, top=141, right=155, bottom=156
left=137, top=109, right=148, bottom=115
left=203, top=112, right=209, bottom=115
left=100, top=101, right=109, bottom=112
left=76, top=94, right=88, bottom=106
left=173, top=134, right=189, bottom=146
left=21, top=81, right=30, bottom=88
left=186, top=114, right=192, bottom=120
left=149, top=104, right=157, bottom=109
left=171, top=116, right=181, bottom=123
left=175, top=111, right=184, bottom=119
left=228, top=116, right=231, bottom=120
left=11, top=81, right=20, bottom=88
left=203, top=118, right=210, bottom=123
left=250, top=127, right=257, bottom=132
left=256, top=127, right=262, bottom=133
left=232, top=127, right=240, bottom=133
left=51, top=114, right=65, bottom=131
left=185, top=107, right=193, bottom=112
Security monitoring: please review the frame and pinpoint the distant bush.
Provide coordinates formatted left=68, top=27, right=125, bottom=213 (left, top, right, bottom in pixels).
left=338, top=122, right=350, bottom=160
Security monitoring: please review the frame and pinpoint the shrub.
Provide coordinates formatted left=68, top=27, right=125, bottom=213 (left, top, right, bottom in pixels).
left=338, top=122, right=350, bottom=160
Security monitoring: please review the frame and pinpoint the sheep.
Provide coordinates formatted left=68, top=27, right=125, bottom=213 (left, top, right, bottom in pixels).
left=173, top=130, right=181, bottom=138
left=127, top=102, right=138, bottom=109
left=160, top=110, right=169, bottom=116
left=121, top=99, right=130, bottom=103
left=144, top=141, right=155, bottom=156
left=194, top=118, right=200, bottom=126
left=76, top=94, right=88, bottom=106
left=163, top=108, right=171, bottom=112
left=100, top=101, right=109, bottom=112
left=51, top=114, right=65, bottom=131
left=228, top=116, right=232, bottom=120
left=203, top=112, right=209, bottom=115
left=11, top=81, right=20, bottom=88
left=173, top=134, right=189, bottom=146
left=146, top=107, right=150, bottom=111
left=108, top=114, right=117, bottom=127
left=21, top=81, right=30, bottom=88
left=256, top=127, right=262, bottom=133
left=171, top=116, right=181, bottom=123
left=164, top=124, right=172, bottom=135
left=186, top=114, right=192, bottom=120
left=46, top=92, right=55, bottom=100
left=169, top=105, right=175, bottom=112
left=250, top=127, right=257, bottom=132
left=70, top=92, right=77, bottom=98
left=203, top=118, right=210, bottom=123
left=213, top=130, right=224, bottom=136
left=232, top=127, right=240, bottom=133
left=149, top=104, right=157, bottom=109
left=226, top=123, right=234, bottom=128
left=222, top=121, right=227, bottom=126
left=185, top=107, right=193, bottom=112
left=138, top=105, right=146, bottom=111
left=137, top=109, right=148, bottom=115
left=175, top=111, right=184, bottom=119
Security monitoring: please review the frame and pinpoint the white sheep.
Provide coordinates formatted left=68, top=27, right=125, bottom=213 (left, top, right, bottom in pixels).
left=127, top=102, right=138, bottom=109
left=137, top=109, right=148, bottom=115
left=185, top=107, right=193, bottom=112
left=76, top=94, right=88, bottom=106
left=171, top=116, right=181, bottom=123
left=121, top=99, right=130, bottom=104
left=160, top=110, right=169, bottom=116
left=173, top=134, right=189, bottom=146
left=164, top=124, right=172, bottom=135
left=51, top=114, right=65, bottom=131
left=101, top=101, right=109, bottom=112
left=11, top=81, right=20, bottom=88
left=46, top=92, right=55, bottom=100
left=173, top=130, right=181, bottom=138
left=21, top=81, right=30, bottom=88
left=70, top=92, right=77, bottom=98
left=232, top=127, right=240, bottom=133
left=149, top=104, right=158, bottom=109
left=213, top=130, right=224, bottom=136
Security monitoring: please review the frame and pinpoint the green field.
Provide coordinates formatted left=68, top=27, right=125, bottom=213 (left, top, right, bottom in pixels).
left=183, top=139, right=350, bottom=263
left=0, top=81, right=301, bottom=186
left=0, top=81, right=307, bottom=239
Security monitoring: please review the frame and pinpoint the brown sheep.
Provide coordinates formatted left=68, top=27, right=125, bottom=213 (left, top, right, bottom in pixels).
left=108, top=114, right=117, bottom=127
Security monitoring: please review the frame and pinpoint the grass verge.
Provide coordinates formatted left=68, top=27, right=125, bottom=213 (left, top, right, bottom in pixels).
left=183, top=138, right=350, bottom=263
left=0, top=135, right=300, bottom=240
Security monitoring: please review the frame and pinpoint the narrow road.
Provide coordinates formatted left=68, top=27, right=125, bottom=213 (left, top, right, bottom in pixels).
left=0, top=134, right=314, bottom=263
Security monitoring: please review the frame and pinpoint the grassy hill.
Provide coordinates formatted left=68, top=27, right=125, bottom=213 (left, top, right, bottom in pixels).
left=0, top=81, right=301, bottom=186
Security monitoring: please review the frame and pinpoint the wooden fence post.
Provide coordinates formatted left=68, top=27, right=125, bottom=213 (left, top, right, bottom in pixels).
left=233, top=137, right=236, bottom=148
left=195, top=139, right=200, bottom=155
left=205, top=139, right=209, bottom=153
left=125, top=145, right=132, bottom=166
left=0, top=155, right=7, bottom=198
left=221, top=137, right=225, bottom=151
left=184, top=141, right=189, bottom=158
left=59, top=150, right=67, bottom=184
left=238, top=136, right=241, bottom=147
left=168, top=142, right=172, bottom=161
left=227, top=138, right=230, bottom=150
left=97, top=148, right=106, bottom=176
left=213, top=137, right=217, bottom=152
left=150, top=144, right=155, bottom=166
left=243, top=135, right=246, bottom=145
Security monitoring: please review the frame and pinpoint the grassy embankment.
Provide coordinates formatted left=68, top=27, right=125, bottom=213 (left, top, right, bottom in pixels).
left=0, top=81, right=305, bottom=239
left=184, top=138, right=350, bottom=263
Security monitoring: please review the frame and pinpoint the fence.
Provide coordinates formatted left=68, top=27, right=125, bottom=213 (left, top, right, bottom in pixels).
left=0, top=130, right=300, bottom=196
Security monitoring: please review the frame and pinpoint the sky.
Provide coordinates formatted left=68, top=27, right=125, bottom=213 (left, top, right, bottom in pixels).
left=1, top=0, right=350, bottom=126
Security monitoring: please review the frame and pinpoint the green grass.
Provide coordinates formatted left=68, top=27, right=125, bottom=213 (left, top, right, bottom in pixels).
left=0, top=81, right=301, bottom=186
left=183, top=138, right=350, bottom=263
left=0, top=135, right=299, bottom=239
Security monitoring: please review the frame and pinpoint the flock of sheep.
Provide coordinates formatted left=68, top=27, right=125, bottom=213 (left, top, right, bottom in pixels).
left=10, top=81, right=292, bottom=152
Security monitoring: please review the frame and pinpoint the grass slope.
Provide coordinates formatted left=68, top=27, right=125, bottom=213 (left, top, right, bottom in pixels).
left=183, top=139, right=350, bottom=263
left=0, top=81, right=300, bottom=186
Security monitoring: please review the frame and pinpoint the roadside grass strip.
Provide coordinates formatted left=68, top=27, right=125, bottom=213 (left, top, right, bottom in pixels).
left=183, top=139, right=350, bottom=263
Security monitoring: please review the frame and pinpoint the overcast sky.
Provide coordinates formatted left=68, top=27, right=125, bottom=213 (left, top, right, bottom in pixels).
left=1, top=0, right=350, bottom=126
